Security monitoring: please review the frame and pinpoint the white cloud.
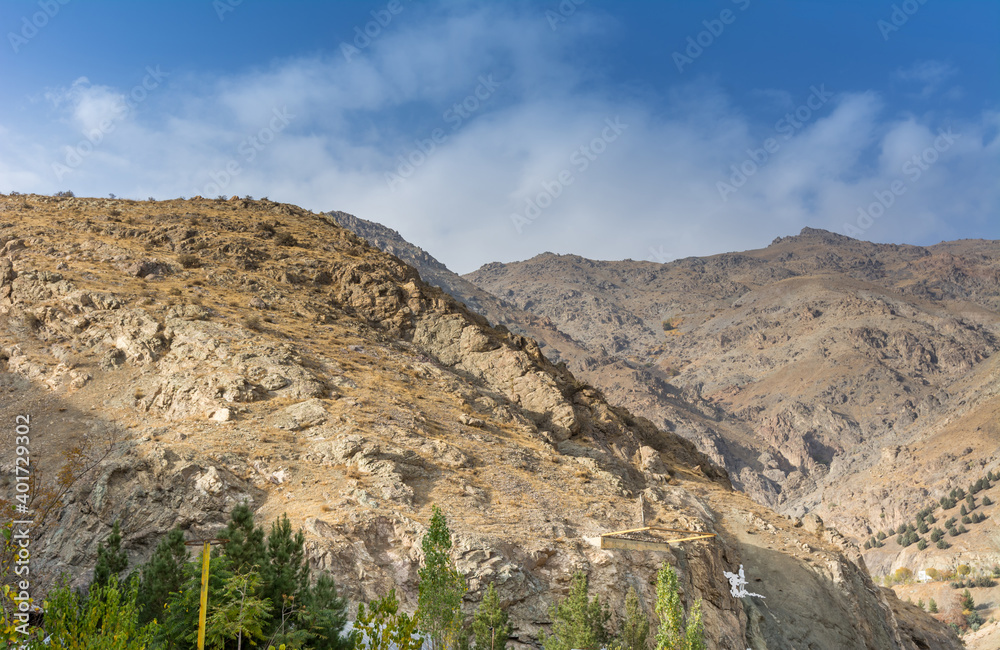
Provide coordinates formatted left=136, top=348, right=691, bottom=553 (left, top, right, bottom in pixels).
left=0, top=6, right=996, bottom=274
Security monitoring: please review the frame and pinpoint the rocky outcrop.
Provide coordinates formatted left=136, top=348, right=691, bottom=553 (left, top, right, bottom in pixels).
left=0, top=196, right=962, bottom=650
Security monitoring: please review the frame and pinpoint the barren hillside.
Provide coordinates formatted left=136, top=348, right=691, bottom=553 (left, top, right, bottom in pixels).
left=463, top=230, right=1000, bottom=581
left=0, top=195, right=961, bottom=649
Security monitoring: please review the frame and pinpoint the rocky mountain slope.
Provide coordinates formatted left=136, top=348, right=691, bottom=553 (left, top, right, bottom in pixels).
left=463, top=231, right=1000, bottom=577
left=0, top=195, right=961, bottom=649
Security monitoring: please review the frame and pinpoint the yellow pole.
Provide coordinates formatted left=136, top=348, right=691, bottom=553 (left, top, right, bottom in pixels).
left=197, top=541, right=211, bottom=650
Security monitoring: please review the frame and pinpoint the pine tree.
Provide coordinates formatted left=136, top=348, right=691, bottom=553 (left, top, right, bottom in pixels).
left=930, top=528, right=943, bottom=542
left=864, top=539, right=872, bottom=550
left=960, top=504, right=968, bottom=516
left=928, top=598, right=938, bottom=613
left=137, top=527, right=189, bottom=625
left=983, top=496, right=994, bottom=506
left=299, top=573, right=353, bottom=650
left=876, top=531, right=886, bottom=541
left=936, top=539, right=949, bottom=549
left=472, top=583, right=511, bottom=650
left=617, top=586, right=649, bottom=650
left=918, top=521, right=928, bottom=534
left=262, top=513, right=311, bottom=619
left=917, top=598, right=925, bottom=610
left=541, top=572, right=610, bottom=650
left=93, top=520, right=129, bottom=590
left=221, top=502, right=266, bottom=574
left=960, top=589, right=975, bottom=613
left=653, top=563, right=705, bottom=650
left=917, top=539, right=927, bottom=551
left=418, top=505, right=468, bottom=650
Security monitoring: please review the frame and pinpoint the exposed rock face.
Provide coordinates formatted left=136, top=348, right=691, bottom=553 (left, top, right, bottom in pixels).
left=0, top=196, right=961, bottom=649
left=462, top=232, right=1000, bottom=571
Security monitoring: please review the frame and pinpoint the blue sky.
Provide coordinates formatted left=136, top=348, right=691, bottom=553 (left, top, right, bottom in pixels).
left=1, top=1, right=997, bottom=273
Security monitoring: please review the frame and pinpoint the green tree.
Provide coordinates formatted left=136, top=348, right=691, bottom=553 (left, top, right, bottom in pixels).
left=262, top=514, right=311, bottom=632
left=417, top=506, right=467, bottom=650
left=472, top=583, right=510, bottom=650
left=960, top=505, right=968, bottom=516
left=541, top=572, right=610, bottom=650
left=221, top=502, right=266, bottom=574
left=618, top=586, right=650, bottom=650
left=92, top=520, right=129, bottom=590
left=355, top=589, right=420, bottom=650
left=159, top=551, right=233, bottom=650
left=43, top=574, right=158, bottom=649
left=205, top=568, right=271, bottom=650
left=983, top=496, right=993, bottom=506
left=917, top=539, right=927, bottom=551
left=960, top=589, right=975, bottom=613
left=137, top=527, right=189, bottom=626
left=653, top=564, right=704, bottom=650
left=928, top=598, right=938, bottom=613
left=298, top=573, right=353, bottom=650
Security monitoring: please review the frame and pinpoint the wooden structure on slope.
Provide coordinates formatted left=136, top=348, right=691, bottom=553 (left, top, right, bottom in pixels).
left=599, top=495, right=716, bottom=551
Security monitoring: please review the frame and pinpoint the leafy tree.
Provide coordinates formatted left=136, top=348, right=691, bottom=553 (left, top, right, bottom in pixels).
left=43, top=574, right=158, bottom=649
left=472, top=583, right=510, bottom=650
left=93, top=520, right=129, bottom=590
left=355, top=589, right=420, bottom=650
left=205, top=568, right=271, bottom=650
left=137, top=527, right=189, bottom=626
left=617, top=586, right=649, bottom=650
left=541, top=572, right=610, bottom=650
left=928, top=598, right=938, bottom=613
left=957, top=564, right=970, bottom=576
left=653, top=564, right=705, bottom=650
left=418, top=505, right=467, bottom=650
left=893, top=567, right=913, bottom=583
